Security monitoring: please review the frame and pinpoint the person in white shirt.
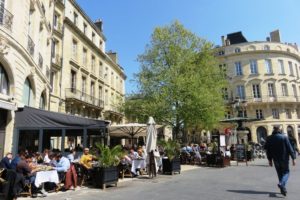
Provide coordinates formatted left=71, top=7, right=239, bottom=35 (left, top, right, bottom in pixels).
left=43, top=149, right=51, bottom=164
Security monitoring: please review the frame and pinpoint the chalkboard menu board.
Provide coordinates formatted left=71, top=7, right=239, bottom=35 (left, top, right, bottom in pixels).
left=236, top=144, right=246, bottom=161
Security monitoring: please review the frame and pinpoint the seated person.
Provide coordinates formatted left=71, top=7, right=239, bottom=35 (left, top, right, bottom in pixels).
left=67, top=150, right=77, bottom=162
left=16, top=153, right=39, bottom=196
left=0, top=152, right=13, bottom=169
left=26, top=154, right=38, bottom=171
left=129, top=149, right=138, bottom=160
left=43, top=149, right=51, bottom=164
left=53, top=153, right=71, bottom=181
left=35, top=152, right=44, bottom=164
left=80, top=148, right=94, bottom=170
left=10, top=150, right=23, bottom=170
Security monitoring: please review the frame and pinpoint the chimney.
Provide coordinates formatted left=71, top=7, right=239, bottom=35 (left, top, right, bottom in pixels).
left=221, top=36, right=225, bottom=46
left=270, top=30, right=281, bottom=42
left=107, top=51, right=118, bottom=64
left=266, top=37, right=270, bottom=42
left=94, top=19, right=103, bottom=32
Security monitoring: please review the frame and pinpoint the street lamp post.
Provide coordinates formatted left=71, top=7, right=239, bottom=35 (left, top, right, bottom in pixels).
left=232, top=98, right=248, bottom=144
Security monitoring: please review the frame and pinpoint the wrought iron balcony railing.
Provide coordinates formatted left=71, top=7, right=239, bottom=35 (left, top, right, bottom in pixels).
left=0, top=7, right=13, bottom=30
left=226, top=95, right=300, bottom=104
left=27, top=35, right=35, bottom=56
left=65, top=88, right=104, bottom=109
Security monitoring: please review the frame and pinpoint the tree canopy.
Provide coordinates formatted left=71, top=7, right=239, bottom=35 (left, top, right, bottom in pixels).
left=125, top=21, right=227, bottom=138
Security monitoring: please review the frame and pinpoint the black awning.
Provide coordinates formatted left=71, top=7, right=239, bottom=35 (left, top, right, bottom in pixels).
left=15, top=106, right=108, bottom=129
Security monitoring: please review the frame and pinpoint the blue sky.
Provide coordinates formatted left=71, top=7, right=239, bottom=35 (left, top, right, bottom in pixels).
left=76, top=0, right=300, bottom=94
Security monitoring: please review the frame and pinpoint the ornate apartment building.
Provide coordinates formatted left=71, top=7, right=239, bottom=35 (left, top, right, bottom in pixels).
left=217, top=31, right=300, bottom=149
left=0, top=0, right=125, bottom=156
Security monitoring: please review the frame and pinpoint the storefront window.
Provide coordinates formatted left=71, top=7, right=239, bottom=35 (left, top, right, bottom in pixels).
left=0, top=64, right=9, bottom=95
left=43, top=130, right=63, bottom=152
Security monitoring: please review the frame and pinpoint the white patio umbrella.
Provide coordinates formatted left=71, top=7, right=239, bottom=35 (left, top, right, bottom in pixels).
left=109, top=123, right=147, bottom=147
left=145, top=117, right=158, bottom=177
left=145, top=117, right=157, bottom=154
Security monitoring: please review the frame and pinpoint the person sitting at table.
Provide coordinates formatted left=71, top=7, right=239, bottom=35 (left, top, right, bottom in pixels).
left=54, top=153, right=70, bottom=181
left=35, top=152, right=44, bottom=164
left=16, top=153, right=39, bottom=197
left=67, top=150, right=77, bottom=162
left=10, top=150, right=23, bottom=170
left=0, top=152, right=13, bottom=169
left=43, top=149, right=51, bottom=164
left=129, top=148, right=138, bottom=160
left=26, top=154, right=38, bottom=171
left=80, top=148, right=94, bottom=170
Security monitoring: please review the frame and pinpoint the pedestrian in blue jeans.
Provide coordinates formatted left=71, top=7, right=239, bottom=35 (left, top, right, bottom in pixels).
left=265, top=126, right=296, bottom=196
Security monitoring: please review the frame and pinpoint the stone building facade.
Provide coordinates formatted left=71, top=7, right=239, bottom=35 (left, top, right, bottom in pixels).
left=0, top=0, right=125, bottom=156
left=217, top=31, right=300, bottom=149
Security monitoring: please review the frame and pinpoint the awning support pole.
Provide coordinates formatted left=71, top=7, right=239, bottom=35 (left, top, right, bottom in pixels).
left=38, top=129, right=43, bottom=152
left=83, top=128, right=87, bottom=148
left=61, top=129, right=66, bottom=153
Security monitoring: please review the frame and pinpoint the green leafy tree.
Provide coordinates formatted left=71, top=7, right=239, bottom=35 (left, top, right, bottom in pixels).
left=126, top=21, right=227, bottom=138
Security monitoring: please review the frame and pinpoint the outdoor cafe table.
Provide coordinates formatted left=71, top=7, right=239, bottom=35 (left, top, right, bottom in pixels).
left=35, top=170, right=59, bottom=187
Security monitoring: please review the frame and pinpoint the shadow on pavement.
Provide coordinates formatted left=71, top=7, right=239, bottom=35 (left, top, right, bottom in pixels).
left=227, top=190, right=284, bottom=198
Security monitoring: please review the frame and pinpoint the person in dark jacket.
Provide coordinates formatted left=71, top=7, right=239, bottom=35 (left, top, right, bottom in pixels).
left=265, top=126, right=296, bottom=196
left=0, top=152, right=13, bottom=169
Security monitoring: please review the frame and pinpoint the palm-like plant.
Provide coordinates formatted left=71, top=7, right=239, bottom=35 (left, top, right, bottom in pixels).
left=95, top=143, right=124, bottom=168
left=158, top=139, right=180, bottom=160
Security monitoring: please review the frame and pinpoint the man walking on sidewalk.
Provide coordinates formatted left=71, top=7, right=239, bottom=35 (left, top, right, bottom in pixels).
left=265, top=126, right=296, bottom=196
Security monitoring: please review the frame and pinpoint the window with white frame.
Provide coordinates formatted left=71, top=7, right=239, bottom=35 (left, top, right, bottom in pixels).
left=265, top=59, right=273, bottom=74
left=99, top=62, right=103, bottom=77
left=295, top=64, right=299, bottom=78
left=250, top=60, right=258, bottom=74
left=278, top=60, right=285, bottom=74
left=235, top=62, right=242, bottom=76
left=236, top=85, right=245, bottom=99
left=72, top=39, right=78, bottom=59
left=92, top=32, right=95, bottom=43
left=256, top=109, right=263, bottom=119
left=235, top=48, right=241, bottom=53
left=0, top=64, right=9, bottom=95
left=83, top=23, right=87, bottom=35
left=252, top=84, right=261, bottom=98
left=91, top=56, right=95, bottom=73
left=272, top=108, right=279, bottom=119
left=281, top=83, right=288, bottom=96
left=264, top=45, right=270, bottom=50
left=267, top=83, right=275, bottom=97
left=285, top=109, right=292, bottom=119
left=296, top=109, right=300, bottom=119
left=73, top=12, right=78, bottom=25
left=292, top=84, right=297, bottom=97
left=81, top=76, right=86, bottom=94
left=289, top=61, right=294, bottom=76
left=71, top=70, right=76, bottom=91
left=82, top=48, right=87, bottom=65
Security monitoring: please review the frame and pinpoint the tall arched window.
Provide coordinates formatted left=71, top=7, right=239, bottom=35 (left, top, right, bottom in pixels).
left=22, top=78, right=34, bottom=106
left=0, top=64, right=9, bottom=95
left=39, top=93, right=46, bottom=109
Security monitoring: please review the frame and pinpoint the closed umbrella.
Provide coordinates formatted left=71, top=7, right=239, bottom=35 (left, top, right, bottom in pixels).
left=145, top=117, right=158, bottom=178
left=146, top=117, right=157, bottom=153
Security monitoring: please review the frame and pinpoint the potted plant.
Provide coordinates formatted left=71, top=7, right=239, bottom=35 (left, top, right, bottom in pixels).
left=158, top=139, right=181, bottom=175
left=92, top=144, right=124, bottom=189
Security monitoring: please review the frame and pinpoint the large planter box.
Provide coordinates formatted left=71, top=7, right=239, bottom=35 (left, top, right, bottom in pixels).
left=92, top=166, right=119, bottom=189
left=162, top=157, right=181, bottom=175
